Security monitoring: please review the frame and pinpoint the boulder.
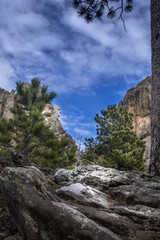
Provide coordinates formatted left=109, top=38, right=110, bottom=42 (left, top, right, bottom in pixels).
left=1, top=165, right=160, bottom=240
left=0, top=189, right=22, bottom=240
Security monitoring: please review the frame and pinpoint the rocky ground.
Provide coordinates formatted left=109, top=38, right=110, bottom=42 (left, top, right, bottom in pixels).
left=0, top=165, right=160, bottom=240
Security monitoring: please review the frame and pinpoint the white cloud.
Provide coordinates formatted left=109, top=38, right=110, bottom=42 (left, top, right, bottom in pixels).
left=0, top=0, right=151, bottom=139
left=0, top=0, right=151, bottom=95
left=60, top=50, right=88, bottom=67
left=14, top=12, right=49, bottom=29
left=62, top=3, right=151, bottom=79
left=74, top=128, right=91, bottom=136
left=0, top=60, right=17, bottom=90
left=60, top=111, right=95, bottom=138
left=63, top=9, right=117, bottom=47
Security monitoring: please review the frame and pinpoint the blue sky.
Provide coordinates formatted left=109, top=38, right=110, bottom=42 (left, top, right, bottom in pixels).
left=0, top=0, right=151, bottom=144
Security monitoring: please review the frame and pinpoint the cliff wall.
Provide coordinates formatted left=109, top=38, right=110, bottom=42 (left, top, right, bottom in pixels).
left=119, top=76, right=151, bottom=166
left=0, top=87, right=72, bottom=141
left=0, top=88, right=16, bottom=119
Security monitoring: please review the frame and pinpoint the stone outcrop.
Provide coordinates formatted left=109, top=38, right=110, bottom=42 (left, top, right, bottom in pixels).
left=0, top=191, right=22, bottom=240
left=1, top=165, right=160, bottom=240
left=0, top=88, right=72, bottom=141
left=43, top=104, right=74, bottom=143
left=0, top=87, right=76, bottom=171
left=119, top=76, right=151, bottom=166
left=0, top=88, right=16, bottom=119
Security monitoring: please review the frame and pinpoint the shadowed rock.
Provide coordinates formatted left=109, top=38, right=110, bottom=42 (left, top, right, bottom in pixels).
left=0, top=165, right=160, bottom=240
left=0, top=166, right=121, bottom=240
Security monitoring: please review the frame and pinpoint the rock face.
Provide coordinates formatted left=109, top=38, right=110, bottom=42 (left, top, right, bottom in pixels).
left=43, top=104, right=74, bottom=143
left=0, top=88, right=69, bottom=140
left=1, top=165, right=160, bottom=240
left=43, top=104, right=63, bottom=135
left=0, top=87, right=76, bottom=171
left=0, top=88, right=16, bottom=119
left=0, top=191, right=22, bottom=240
left=119, top=76, right=151, bottom=166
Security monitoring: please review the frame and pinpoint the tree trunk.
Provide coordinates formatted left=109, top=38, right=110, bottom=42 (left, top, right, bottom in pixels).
left=149, top=0, right=160, bottom=175
left=24, top=145, right=30, bottom=166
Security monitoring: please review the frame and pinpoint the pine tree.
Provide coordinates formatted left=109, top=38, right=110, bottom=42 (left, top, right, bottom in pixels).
left=73, top=0, right=160, bottom=176
left=84, top=105, right=145, bottom=171
left=0, top=79, right=76, bottom=168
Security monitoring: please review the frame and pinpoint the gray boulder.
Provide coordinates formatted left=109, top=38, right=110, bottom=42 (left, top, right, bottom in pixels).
left=0, top=165, right=160, bottom=240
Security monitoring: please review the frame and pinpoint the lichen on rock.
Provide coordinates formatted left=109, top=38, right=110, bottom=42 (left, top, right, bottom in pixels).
left=0, top=165, right=160, bottom=239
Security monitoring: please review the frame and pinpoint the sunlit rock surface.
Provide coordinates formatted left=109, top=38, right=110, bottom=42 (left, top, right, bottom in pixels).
left=119, top=76, right=151, bottom=167
left=0, top=88, right=67, bottom=138
left=0, top=87, right=76, bottom=171
left=1, top=165, right=160, bottom=240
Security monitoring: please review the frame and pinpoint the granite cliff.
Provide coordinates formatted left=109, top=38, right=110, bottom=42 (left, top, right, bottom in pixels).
left=119, top=76, right=151, bottom=167
left=0, top=88, right=16, bottom=119
left=0, top=87, right=72, bottom=141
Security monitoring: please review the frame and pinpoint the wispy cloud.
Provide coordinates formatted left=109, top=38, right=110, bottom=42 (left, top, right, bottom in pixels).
left=0, top=0, right=151, bottom=139
left=0, top=0, right=151, bottom=93
left=62, top=4, right=151, bottom=78
left=74, top=128, right=91, bottom=136
left=60, top=110, right=95, bottom=138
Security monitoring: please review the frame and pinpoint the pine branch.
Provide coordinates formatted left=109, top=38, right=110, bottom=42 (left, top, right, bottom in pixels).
left=73, top=0, right=133, bottom=31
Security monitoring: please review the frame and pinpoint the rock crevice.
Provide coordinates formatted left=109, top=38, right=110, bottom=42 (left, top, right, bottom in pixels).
left=119, top=76, right=151, bottom=166
left=1, top=165, right=160, bottom=240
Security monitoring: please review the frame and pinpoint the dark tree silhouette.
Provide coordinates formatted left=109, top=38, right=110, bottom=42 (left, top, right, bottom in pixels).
left=149, top=0, right=160, bottom=176
left=73, top=0, right=160, bottom=176
left=73, top=0, right=133, bottom=31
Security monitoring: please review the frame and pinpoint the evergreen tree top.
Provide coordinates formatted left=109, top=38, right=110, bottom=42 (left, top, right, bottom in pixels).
left=0, top=78, right=76, bottom=168
left=84, top=104, right=145, bottom=171
left=16, top=78, right=56, bottom=109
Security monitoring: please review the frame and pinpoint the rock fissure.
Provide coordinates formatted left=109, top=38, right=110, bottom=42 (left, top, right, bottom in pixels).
left=119, top=76, right=151, bottom=167
left=0, top=165, right=160, bottom=239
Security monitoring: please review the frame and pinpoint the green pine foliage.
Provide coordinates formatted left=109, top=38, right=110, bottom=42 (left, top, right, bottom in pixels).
left=33, top=138, right=76, bottom=168
left=0, top=118, right=13, bottom=159
left=0, top=78, right=76, bottom=168
left=84, top=105, right=145, bottom=171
